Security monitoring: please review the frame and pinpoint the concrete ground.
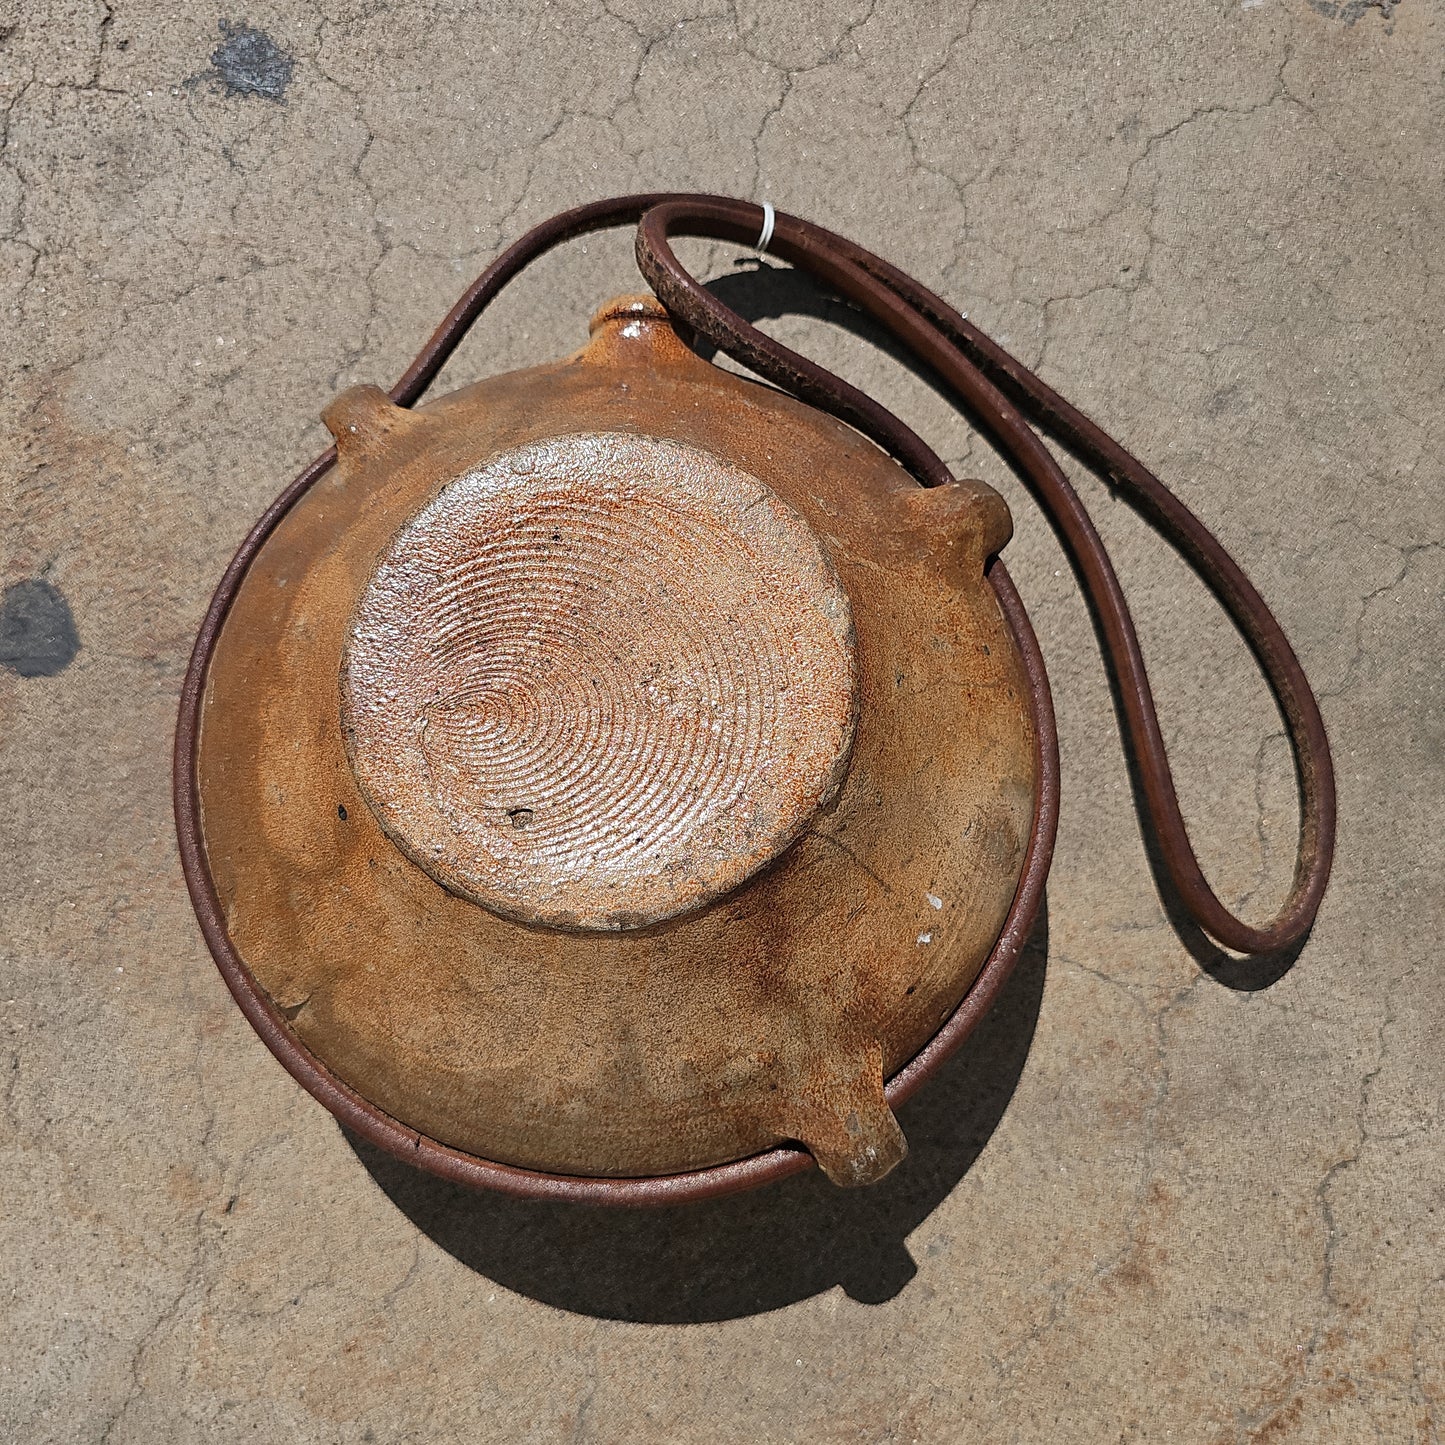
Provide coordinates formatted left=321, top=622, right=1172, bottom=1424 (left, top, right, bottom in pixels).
left=3, top=1, right=1441, bottom=1440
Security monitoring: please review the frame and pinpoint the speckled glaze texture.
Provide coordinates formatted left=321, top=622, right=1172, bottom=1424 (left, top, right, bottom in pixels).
left=194, top=299, right=1035, bottom=1186
left=341, top=429, right=857, bottom=931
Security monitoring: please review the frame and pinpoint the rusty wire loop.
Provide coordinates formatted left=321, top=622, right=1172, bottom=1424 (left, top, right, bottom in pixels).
left=396, top=190, right=1336, bottom=956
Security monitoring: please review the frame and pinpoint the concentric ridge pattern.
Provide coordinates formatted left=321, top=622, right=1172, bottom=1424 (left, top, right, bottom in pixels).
left=341, top=431, right=857, bottom=930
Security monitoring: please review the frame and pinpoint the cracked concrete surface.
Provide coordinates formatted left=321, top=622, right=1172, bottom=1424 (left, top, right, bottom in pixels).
left=2, top=0, right=1441, bottom=1439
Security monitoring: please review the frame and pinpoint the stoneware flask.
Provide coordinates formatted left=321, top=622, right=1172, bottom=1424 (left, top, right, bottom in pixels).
left=175, top=195, right=1334, bottom=1205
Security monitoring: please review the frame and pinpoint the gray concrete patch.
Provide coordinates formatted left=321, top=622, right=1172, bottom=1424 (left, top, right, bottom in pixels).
left=0, top=579, right=80, bottom=677
left=209, top=20, right=293, bottom=101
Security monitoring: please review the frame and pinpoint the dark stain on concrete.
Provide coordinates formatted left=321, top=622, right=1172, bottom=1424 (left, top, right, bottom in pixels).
left=1307, top=0, right=1399, bottom=23
left=210, top=20, right=294, bottom=101
left=0, top=579, right=81, bottom=678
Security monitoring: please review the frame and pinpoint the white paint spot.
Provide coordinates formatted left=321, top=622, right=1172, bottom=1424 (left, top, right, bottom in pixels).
left=917, top=932, right=933, bottom=945
left=926, top=893, right=943, bottom=910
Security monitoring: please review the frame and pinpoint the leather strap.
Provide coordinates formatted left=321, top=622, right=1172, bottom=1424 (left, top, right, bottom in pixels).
left=384, top=193, right=1334, bottom=957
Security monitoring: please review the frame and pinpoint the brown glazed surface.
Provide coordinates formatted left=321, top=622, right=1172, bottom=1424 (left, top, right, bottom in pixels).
left=194, top=298, right=1037, bottom=1186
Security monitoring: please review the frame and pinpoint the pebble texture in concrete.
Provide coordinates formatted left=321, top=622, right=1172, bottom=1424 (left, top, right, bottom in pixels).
left=2, top=1, right=1441, bottom=1440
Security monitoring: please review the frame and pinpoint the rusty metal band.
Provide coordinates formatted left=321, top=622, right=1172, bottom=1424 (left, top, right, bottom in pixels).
left=175, top=191, right=1330, bottom=1205
left=176, top=543, right=1053, bottom=1206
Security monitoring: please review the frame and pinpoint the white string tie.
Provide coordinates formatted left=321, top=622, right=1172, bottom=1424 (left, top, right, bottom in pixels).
left=756, top=201, right=775, bottom=254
